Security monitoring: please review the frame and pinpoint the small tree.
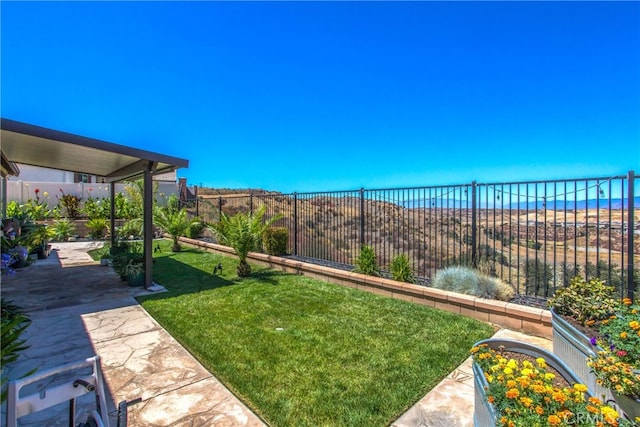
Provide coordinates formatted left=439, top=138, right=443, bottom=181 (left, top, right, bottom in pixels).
left=209, top=206, right=282, bottom=277
left=153, top=206, right=200, bottom=252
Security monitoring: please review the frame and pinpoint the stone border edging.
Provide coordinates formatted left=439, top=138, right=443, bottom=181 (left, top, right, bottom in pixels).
left=178, top=237, right=551, bottom=338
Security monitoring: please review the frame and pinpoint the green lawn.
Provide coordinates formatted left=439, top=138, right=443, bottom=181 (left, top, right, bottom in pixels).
left=132, top=240, right=494, bottom=426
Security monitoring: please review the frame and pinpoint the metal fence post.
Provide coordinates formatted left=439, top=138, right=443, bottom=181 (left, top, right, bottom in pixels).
left=627, top=171, right=636, bottom=301
left=249, top=193, right=253, bottom=214
left=218, top=197, right=222, bottom=220
left=293, top=192, right=298, bottom=255
left=194, top=185, right=199, bottom=218
left=359, top=188, right=365, bottom=247
left=471, top=181, right=477, bottom=267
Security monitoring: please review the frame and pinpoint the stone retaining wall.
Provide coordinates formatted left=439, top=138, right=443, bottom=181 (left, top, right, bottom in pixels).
left=179, top=236, right=552, bottom=338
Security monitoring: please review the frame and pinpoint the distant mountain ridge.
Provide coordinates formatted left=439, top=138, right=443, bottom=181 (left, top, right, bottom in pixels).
left=402, top=196, right=640, bottom=210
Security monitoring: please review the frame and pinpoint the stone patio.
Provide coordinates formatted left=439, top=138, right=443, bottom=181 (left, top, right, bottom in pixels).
left=1, top=241, right=551, bottom=426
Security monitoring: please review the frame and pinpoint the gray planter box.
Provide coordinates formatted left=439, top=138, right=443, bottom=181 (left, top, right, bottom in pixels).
left=473, top=338, right=582, bottom=427
left=550, top=308, right=615, bottom=404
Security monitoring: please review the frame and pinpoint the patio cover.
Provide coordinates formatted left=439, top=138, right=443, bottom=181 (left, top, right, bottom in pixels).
left=1, top=118, right=190, bottom=288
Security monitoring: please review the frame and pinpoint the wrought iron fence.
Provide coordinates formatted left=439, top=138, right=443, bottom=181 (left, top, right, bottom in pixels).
left=185, top=172, right=638, bottom=300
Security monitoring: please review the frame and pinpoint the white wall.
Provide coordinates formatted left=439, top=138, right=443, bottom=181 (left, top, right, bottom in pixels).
left=6, top=164, right=78, bottom=183
left=6, top=180, right=178, bottom=206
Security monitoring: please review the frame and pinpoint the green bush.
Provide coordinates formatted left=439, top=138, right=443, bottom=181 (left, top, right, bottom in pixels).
left=353, top=245, right=380, bottom=277
left=86, top=218, right=109, bottom=239
left=263, top=227, right=289, bottom=256
left=50, top=218, right=76, bottom=242
left=186, top=220, right=206, bottom=239
left=548, top=276, right=618, bottom=327
left=389, top=254, right=414, bottom=283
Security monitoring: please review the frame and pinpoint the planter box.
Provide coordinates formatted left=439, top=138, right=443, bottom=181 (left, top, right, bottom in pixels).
left=473, top=338, right=583, bottom=427
left=550, top=308, right=614, bottom=404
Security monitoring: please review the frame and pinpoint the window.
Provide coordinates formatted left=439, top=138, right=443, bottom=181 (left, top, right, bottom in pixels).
left=74, top=173, right=91, bottom=183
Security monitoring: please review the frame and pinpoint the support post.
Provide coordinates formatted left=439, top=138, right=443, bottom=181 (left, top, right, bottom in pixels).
left=143, top=163, right=154, bottom=289
left=471, top=181, right=477, bottom=267
left=1, top=176, right=7, bottom=218
left=293, top=192, right=298, bottom=255
left=359, top=188, right=365, bottom=247
left=110, top=182, right=116, bottom=247
left=627, top=171, right=635, bottom=302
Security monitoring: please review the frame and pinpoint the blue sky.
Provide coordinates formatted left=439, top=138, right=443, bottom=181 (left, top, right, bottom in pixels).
left=2, top=1, right=639, bottom=193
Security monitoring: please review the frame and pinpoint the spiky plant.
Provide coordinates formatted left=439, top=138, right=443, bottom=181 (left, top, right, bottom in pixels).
left=354, top=245, right=380, bottom=277
left=389, top=254, right=415, bottom=283
left=153, top=206, right=200, bottom=252
left=209, top=206, right=282, bottom=277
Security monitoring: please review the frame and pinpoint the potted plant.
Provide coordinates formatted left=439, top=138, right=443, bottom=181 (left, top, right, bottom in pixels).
left=547, top=276, right=620, bottom=398
left=471, top=339, right=633, bottom=427
left=121, top=257, right=144, bottom=287
left=23, top=224, right=50, bottom=259
left=588, top=298, right=640, bottom=421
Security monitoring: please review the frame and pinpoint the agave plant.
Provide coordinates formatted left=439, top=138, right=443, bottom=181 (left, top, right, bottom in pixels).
left=209, top=206, right=282, bottom=277
left=153, top=206, right=200, bottom=252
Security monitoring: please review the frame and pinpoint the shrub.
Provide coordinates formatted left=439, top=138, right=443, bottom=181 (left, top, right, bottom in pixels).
left=263, top=227, right=289, bottom=256
left=50, top=218, right=76, bottom=242
left=86, top=218, right=109, bottom=239
left=57, top=189, right=82, bottom=218
left=82, top=197, right=109, bottom=220
left=353, top=245, right=380, bottom=277
left=478, top=275, right=515, bottom=301
left=389, top=254, right=415, bottom=283
left=548, top=276, right=618, bottom=327
left=186, top=220, right=206, bottom=239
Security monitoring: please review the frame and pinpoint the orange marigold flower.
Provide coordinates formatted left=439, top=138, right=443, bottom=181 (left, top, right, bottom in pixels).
left=535, top=406, right=544, bottom=415
left=587, top=405, right=599, bottom=414
left=629, top=320, right=639, bottom=330
left=488, top=396, right=495, bottom=403
left=620, top=331, right=628, bottom=339
left=505, top=388, right=519, bottom=399
left=548, top=414, right=562, bottom=425
left=623, top=297, right=632, bottom=305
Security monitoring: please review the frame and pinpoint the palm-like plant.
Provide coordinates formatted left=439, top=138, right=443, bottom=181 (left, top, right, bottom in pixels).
left=209, top=206, right=282, bottom=277
left=153, top=206, right=200, bottom=252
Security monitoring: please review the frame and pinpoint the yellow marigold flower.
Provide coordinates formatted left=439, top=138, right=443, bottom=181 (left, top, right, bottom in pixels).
left=503, top=367, right=513, bottom=375
left=533, top=384, right=546, bottom=394
left=519, top=397, right=533, bottom=408
left=573, top=383, right=588, bottom=393
left=522, top=360, right=533, bottom=369
left=548, top=414, right=562, bottom=426
left=535, top=357, right=547, bottom=368
left=505, top=388, right=519, bottom=399
left=620, top=331, right=628, bottom=339
left=630, top=320, right=640, bottom=330
left=507, top=380, right=517, bottom=388
left=544, top=372, right=555, bottom=381
left=521, top=368, right=533, bottom=377
left=506, top=359, right=517, bottom=369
